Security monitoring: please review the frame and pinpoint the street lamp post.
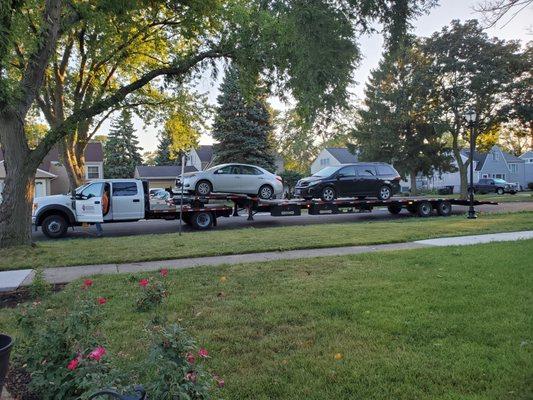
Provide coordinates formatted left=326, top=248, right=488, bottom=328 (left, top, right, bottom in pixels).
left=464, top=109, right=477, bottom=219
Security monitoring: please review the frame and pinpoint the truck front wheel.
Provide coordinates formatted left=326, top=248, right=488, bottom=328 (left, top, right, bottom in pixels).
left=191, top=211, right=214, bottom=230
left=41, top=214, right=68, bottom=239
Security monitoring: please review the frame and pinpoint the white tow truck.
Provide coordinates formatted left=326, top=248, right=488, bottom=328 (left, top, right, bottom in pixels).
left=32, top=179, right=233, bottom=238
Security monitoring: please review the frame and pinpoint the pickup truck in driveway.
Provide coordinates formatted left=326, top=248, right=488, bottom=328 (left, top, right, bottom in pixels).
left=473, top=178, right=517, bottom=195
left=32, top=179, right=232, bottom=238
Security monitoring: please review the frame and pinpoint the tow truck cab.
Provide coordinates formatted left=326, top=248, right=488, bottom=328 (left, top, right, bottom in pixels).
left=32, top=179, right=149, bottom=238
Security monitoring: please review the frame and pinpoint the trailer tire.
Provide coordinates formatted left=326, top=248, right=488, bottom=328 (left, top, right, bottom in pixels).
left=42, top=214, right=68, bottom=239
left=195, top=180, right=212, bottom=196
left=417, top=201, right=433, bottom=218
left=191, top=211, right=213, bottom=230
left=436, top=201, right=452, bottom=216
left=387, top=202, right=402, bottom=215
left=406, top=204, right=417, bottom=214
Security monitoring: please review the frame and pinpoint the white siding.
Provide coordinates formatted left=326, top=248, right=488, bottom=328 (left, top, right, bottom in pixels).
left=310, top=149, right=342, bottom=174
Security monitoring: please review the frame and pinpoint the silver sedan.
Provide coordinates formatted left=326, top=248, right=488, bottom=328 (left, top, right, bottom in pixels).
left=178, top=163, right=284, bottom=199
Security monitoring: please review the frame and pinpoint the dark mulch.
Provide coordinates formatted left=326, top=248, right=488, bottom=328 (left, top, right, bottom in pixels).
left=0, top=285, right=66, bottom=309
left=4, top=363, right=39, bottom=400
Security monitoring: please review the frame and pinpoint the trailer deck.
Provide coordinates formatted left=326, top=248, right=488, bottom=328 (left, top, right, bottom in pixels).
left=170, top=193, right=498, bottom=229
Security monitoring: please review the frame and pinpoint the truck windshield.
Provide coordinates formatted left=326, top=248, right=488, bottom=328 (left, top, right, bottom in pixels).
left=313, top=167, right=341, bottom=177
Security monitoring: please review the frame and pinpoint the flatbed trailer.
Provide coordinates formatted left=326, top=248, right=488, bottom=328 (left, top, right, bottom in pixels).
left=174, top=193, right=498, bottom=229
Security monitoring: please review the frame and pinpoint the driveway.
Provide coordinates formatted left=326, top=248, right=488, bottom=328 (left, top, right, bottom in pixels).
left=32, top=201, right=533, bottom=241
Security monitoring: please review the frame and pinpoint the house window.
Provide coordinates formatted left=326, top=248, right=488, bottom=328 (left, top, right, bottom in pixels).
left=509, top=163, right=518, bottom=173
left=482, top=174, right=489, bottom=178
left=87, top=166, right=100, bottom=179
left=320, top=158, right=330, bottom=166
left=492, top=173, right=505, bottom=180
left=491, top=152, right=499, bottom=161
left=528, top=158, right=533, bottom=163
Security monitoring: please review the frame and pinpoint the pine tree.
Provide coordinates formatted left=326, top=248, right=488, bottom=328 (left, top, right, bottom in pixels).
left=154, top=131, right=175, bottom=166
left=352, top=40, right=453, bottom=194
left=212, top=66, right=276, bottom=172
left=104, top=110, right=143, bottom=178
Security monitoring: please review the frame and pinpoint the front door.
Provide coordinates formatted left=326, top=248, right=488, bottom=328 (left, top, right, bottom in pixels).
left=111, top=181, right=144, bottom=220
left=335, top=166, right=357, bottom=196
left=213, top=165, right=241, bottom=192
left=75, top=182, right=104, bottom=223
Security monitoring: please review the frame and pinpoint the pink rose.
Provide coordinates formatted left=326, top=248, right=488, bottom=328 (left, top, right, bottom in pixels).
left=83, top=279, right=93, bottom=288
left=160, top=268, right=169, bottom=277
left=216, top=378, right=225, bottom=388
left=97, top=297, right=107, bottom=305
left=88, top=346, right=106, bottom=361
left=198, top=348, right=208, bottom=358
left=185, top=371, right=197, bottom=383
left=67, top=357, right=79, bottom=371
left=186, top=352, right=196, bottom=364
left=139, top=278, right=149, bottom=287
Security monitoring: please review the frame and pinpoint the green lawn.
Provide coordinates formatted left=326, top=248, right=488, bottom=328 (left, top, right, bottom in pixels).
left=1, top=211, right=533, bottom=271
left=1, top=240, right=532, bottom=399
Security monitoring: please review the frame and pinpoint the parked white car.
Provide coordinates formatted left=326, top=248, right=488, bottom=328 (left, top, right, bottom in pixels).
left=178, top=163, right=283, bottom=199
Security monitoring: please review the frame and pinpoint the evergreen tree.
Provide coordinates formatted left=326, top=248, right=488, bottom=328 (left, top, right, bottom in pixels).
left=212, top=66, right=276, bottom=172
left=352, top=40, right=453, bottom=194
left=104, top=110, right=143, bottom=178
left=154, top=131, right=176, bottom=166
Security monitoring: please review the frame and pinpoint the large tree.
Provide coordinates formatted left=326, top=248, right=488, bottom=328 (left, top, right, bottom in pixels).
left=353, top=40, right=453, bottom=194
left=212, top=66, right=276, bottom=171
left=103, top=109, right=142, bottom=179
left=0, top=0, right=434, bottom=247
left=423, top=19, right=527, bottom=197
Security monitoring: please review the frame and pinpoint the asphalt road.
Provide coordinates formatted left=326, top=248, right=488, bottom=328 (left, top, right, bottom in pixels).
left=32, top=201, right=533, bottom=241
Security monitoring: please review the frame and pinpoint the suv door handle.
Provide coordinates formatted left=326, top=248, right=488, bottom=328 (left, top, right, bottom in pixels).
left=133, top=199, right=140, bottom=203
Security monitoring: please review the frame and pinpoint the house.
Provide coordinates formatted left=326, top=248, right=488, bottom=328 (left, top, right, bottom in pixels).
left=519, top=150, right=533, bottom=188
left=310, top=147, right=358, bottom=174
left=134, top=165, right=198, bottom=189
left=0, top=142, right=104, bottom=198
left=411, top=145, right=527, bottom=193
left=188, top=145, right=213, bottom=171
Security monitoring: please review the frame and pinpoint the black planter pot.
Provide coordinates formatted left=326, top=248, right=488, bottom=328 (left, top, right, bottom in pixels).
left=0, top=334, right=14, bottom=395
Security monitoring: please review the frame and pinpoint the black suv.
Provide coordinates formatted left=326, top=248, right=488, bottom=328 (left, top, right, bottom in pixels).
left=295, top=163, right=401, bottom=201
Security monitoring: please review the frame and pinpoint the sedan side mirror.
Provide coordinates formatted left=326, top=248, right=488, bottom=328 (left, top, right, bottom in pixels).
left=337, top=173, right=344, bottom=179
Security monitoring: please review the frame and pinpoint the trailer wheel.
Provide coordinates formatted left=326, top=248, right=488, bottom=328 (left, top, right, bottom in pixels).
left=42, top=214, right=68, bottom=239
left=406, top=204, right=417, bottom=214
left=181, top=214, right=192, bottom=226
left=417, top=201, right=433, bottom=218
left=436, top=201, right=452, bottom=217
left=387, top=202, right=402, bottom=215
left=191, top=211, right=213, bottom=230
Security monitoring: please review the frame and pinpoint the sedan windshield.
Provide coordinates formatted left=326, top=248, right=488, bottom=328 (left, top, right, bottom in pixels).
left=313, top=166, right=341, bottom=177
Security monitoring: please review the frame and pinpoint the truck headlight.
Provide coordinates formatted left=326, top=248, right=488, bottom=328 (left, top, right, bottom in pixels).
left=32, top=203, right=38, bottom=215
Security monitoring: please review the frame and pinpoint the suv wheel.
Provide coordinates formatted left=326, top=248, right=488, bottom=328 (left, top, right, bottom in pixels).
left=195, top=180, right=212, bottom=196
left=377, top=185, right=392, bottom=200
left=496, top=187, right=504, bottom=195
left=258, top=185, right=274, bottom=200
left=321, top=187, right=336, bottom=202
left=42, top=214, right=68, bottom=239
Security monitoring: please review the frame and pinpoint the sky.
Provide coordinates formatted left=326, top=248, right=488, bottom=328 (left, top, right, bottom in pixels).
left=119, top=0, right=533, bottom=153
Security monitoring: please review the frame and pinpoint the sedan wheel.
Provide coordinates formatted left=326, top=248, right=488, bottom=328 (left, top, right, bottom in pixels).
left=321, top=187, right=336, bottom=202
left=195, top=181, right=212, bottom=196
left=258, top=185, right=274, bottom=200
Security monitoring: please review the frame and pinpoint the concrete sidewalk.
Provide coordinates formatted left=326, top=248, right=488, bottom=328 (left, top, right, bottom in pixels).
left=1, top=230, right=532, bottom=292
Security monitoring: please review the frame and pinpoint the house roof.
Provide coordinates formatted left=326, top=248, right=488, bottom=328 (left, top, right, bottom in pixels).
left=195, top=145, right=213, bottom=162
left=0, top=161, right=56, bottom=179
left=135, top=165, right=198, bottom=178
left=461, top=146, right=524, bottom=171
left=520, top=150, right=533, bottom=159
left=0, top=142, right=103, bottom=172
left=326, top=148, right=358, bottom=163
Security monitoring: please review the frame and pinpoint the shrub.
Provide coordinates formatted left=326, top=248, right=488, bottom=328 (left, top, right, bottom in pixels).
left=135, top=272, right=168, bottom=311
left=28, top=268, right=52, bottom=300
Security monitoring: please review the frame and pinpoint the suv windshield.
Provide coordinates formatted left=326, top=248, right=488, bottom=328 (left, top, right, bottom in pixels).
left=313, top=166, right=341, bottom=177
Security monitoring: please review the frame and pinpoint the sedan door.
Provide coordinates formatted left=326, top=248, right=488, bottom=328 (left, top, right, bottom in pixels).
left=212, top=165, right=241, bottom=192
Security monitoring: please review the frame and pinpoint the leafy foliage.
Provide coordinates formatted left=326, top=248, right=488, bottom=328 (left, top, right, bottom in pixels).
left=213, top=66, right=276, bottom=171
left=103, top=110, right=142, bottom=179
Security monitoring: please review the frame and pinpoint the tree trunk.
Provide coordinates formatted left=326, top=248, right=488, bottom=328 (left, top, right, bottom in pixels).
left=410, top=171, right=417, bottom=196
left=61, top=139, right=86, bottom=191
left=0, top=112, right=36, bottom=248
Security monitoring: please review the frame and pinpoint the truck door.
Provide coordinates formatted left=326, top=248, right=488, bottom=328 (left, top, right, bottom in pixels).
left=75, top=182, right=104, bottom=223
left=111, top=181, right=144, bottom=220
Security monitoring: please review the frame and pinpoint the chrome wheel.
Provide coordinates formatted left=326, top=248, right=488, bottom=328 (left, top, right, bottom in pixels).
left=322, top=187, right=335, bottom=201
left=378, top=186, right=391, bottom=200
left=47, top=221, right=61, bottom=234
left=259, top=185, right=273, bottom=200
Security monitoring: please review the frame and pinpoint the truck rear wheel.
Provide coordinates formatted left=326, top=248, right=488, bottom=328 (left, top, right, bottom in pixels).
left=191, top=211, right=214, bottom=230
left=41, top=214, right=68, bottom=239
